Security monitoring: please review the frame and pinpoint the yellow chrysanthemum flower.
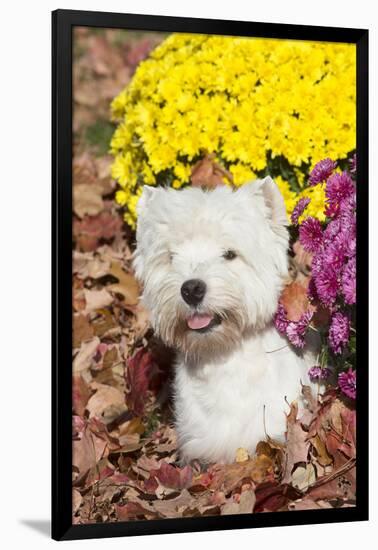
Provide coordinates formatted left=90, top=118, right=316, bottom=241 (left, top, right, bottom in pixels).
left=110, top=33, right=356, bottom=227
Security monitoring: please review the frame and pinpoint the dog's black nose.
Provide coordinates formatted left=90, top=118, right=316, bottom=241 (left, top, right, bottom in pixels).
left=181, top=279, right=207, bottom=306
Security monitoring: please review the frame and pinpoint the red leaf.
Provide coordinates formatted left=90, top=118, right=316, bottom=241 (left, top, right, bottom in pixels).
left=254, top=481, right=302, bottom=512
left=152, top=462, right=193, bottom=490
left=125, top=348, right=167, bottom=415
left=125, top=348, right=154, bottom=415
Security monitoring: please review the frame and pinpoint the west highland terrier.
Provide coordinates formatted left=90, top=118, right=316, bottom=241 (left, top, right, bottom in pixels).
left=133, top=177, right=315, bottom=464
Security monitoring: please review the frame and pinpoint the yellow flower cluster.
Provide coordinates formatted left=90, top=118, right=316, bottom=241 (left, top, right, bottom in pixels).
left=110, top=34, right=356, bottom=227
left=275, top=176, right=327, bottom=223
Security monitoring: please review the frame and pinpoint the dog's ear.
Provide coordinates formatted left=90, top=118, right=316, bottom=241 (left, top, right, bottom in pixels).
left=249, top=176, right=288, bottom=226
left=137, top=185, right=158, bottom=216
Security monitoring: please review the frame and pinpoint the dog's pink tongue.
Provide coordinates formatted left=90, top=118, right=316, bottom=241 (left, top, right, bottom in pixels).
left=187, top=314, right=213, bottom=330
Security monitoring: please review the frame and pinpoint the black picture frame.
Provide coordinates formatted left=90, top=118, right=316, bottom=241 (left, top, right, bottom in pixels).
left=52, top=9, right=369, bottom=541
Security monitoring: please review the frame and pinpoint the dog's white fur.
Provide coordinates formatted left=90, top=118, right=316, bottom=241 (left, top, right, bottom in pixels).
left=134, top=178, right=315, bottom=464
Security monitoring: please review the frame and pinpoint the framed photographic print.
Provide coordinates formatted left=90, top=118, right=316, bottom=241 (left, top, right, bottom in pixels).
left=52, top=9, right=368, bottom=541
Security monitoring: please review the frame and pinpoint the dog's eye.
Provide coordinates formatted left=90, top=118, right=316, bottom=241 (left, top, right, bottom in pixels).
left=223, top=250, right=237, bottom=261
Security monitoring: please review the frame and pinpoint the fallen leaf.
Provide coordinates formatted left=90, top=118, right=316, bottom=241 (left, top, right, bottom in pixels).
left=73, top=183, right=104, bottom=219
left=239, top=489, right=256, bottom=513
left=116, top=501, right=158, bottom=521
left=107, top=261, right=140, bottom=306
left=72, top=374, right=91, bottom=416
left=282, top=401, right=310, bottom=483
left=288, top=497, right=332, bottom=511
left=83, top=288, right=113, bottom=313
left=254, top=481, right=302, bottom=512
left=73, top=489, right=83, bottom=513
left=235, top=448, right=249, bottom=463
left=191, top=154, right=233, bottom=188
left=73, top=337, right=100, bottom=372
left=73, top=419, right=109, bottom=479
left=74, top=211, right=123, bottom=252
left=152, top=489, right=194, bottom=518
left=125, top=348, right=164, bottom=415
left=73, top=251, right=111, bottom=279
left=73, top=314, right=94, bottom=348
left=280, top=281, right=314, bottom=322
left=152, top=462, right=193, bottom=491
left=310, top=434, right=333, bottom=467
left=86, top=381, right=126, bottom=421
left=291, top=463, right=317, bottom=491
left=92, top=309, right=118, bottom=337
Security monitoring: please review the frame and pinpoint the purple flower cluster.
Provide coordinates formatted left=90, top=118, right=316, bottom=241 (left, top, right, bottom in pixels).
left=299, top=217, right=323, bottom=253
left=325, top=172, right=355, bottom=218
left=275, top=156, right=356, bottom=397
left=338, top=368, right=356, bottom=400
left=274, top=304, right=313, bottom=348
left=291, top=197, right=310, bottom=225
left=300, top=162, right=356, bottom=318
left=309, top=158, right=337, bottom=186
left=328, top=312, right=351, bottom=355
left=308, top=365, right=331, bottom=382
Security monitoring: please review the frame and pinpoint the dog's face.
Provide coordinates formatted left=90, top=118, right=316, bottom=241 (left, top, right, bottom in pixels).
left=134, top=178, right=289, bottom=361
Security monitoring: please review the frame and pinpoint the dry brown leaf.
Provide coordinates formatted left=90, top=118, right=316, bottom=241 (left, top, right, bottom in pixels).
left=73, top=422, right=109, bottom=478
left=92, top=309, right=118, bottom=337
left=73, top=337, right=100, bottom=373
left=73, top=314, right=94, bottom=348
left=72, top=489, right=83, bottom=513
left=73, top=251, right=111, bottom=279
left=280, top=281, right=313, bottom=322
left=72, top=374, right=92, bottom=416
left=235, top=448, right=250, bottom=463
left=73, top=184, right=104, bottom=219
left=282, top=401, right=310, bottom=483
left=95, top=155, right=113, bottom=180
left=221, top=489, right=256, bottom=515
left=83, top=288, right=113, bottom=313
left=152, top=489, right=194, bottom=518
left=191, top=154, right=233, bottom=188
left=291, top=463, right=317, bottom=491
left=107, top=261, right=140, bottom=306
left=86, top=381, right=126, bottom=421
left=310, top=434, right=333, bottom=467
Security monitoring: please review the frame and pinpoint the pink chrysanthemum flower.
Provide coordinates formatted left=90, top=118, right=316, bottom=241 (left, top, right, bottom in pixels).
left=308, top=158, right=337, bottom=186
left=342, top=257, right=356, bottom=305
left=338, top=368, right=356, bottom=399
left=299, top=217, right=323, bottom=253
left=291, top=197, right=311, bottom=225
left=274, top=305, right=313, bottom=348
left=286, top=310, right=313, bottom=348
left=325, top=172, right=355, bottom=204
left=323, top=236, right=347, bottom=272
left=329, top=312, right=350, bottom=355
left=308, top=366, right=331, bottom=381
left=274, top=303, right=289, bottom=334
left=314, top=265, right=339, bottom=307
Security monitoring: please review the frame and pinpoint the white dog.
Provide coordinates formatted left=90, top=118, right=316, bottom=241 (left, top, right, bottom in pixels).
left=134, top=177, right=315, bottom=464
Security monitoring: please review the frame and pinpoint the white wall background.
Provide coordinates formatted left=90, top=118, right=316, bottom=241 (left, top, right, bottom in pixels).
left=0, top=0, right=376, bottom=547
